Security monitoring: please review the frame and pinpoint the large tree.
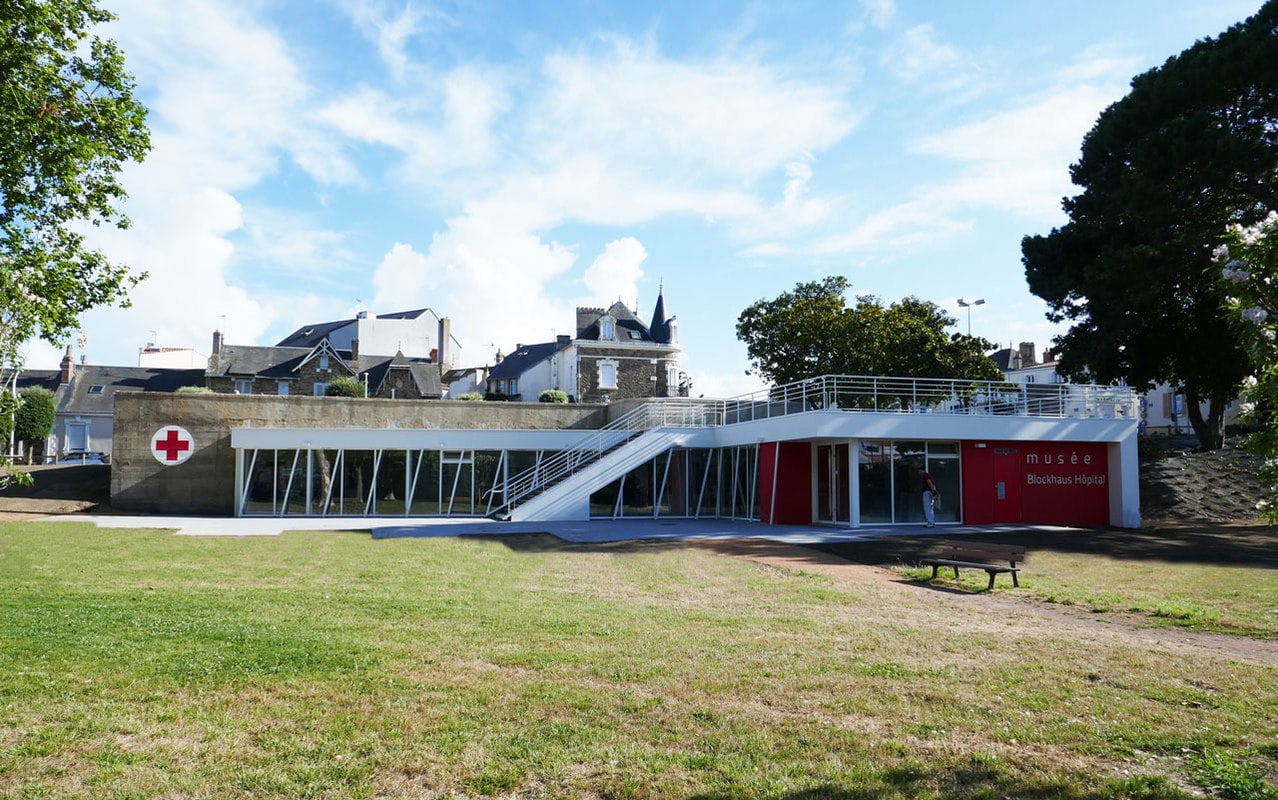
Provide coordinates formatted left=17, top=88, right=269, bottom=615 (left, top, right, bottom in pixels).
left=0, top=0, right=149, bottom=485
left=736, top=276, right=1003, bottom=386
left=1, top=0, right=150, bottom=362
left=1022, top=1, right=1278, bottom=450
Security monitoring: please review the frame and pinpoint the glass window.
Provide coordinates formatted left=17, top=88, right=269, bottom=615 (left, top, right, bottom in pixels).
left=234, top=378, right=252, bottom=395
left=313, top=382, right=328, bottom=397
left=319, top=353, right=330, bottom=371
left=599, top=361, right=618, bottom=389
left=277, top=381, right=289, bottom=396
left=857, top=439, right=962, bottom=524
left=600, top=317, right=615, bottom=340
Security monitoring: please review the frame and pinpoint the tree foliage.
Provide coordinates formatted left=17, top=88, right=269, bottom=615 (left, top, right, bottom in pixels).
left=1216, top=212, right=1278, bottom=519
left=735, top=276, right=1003, bottom=386
left=538, top=389, right=568, bottom=403
left=0, top=0, right=151, bottom=370
left=14, top=386, right=54, bottom=462
left=1022, top=1, right=1278, bottom=450
left=325, top=376, right=365, bottom=397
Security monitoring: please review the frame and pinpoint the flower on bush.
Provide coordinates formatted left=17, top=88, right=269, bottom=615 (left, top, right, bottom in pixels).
left=1216, top=210, right=1278, bottom=521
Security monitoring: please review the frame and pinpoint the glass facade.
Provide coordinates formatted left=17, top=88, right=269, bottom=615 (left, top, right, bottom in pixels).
left=236, top=439, right=957, bottom=525
left=858, top=439, right=960, bottom=524
left=588, top=445, right=759, bottom=520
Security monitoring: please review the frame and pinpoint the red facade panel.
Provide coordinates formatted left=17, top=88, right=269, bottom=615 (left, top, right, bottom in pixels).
left=760, top=441, right=813, bottom=524
left=962, top=441, right=1109, bottom=526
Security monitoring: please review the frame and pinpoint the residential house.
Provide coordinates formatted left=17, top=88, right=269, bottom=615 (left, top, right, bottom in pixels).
left=17, top=347, right=204, bottom=461
left=441, top=366, right=491, bottom=399
left=207, top=334, right=441, bottom=399
left=485, top=290, right=682, bottom=403
left=276, top=308, right=461, bottom=367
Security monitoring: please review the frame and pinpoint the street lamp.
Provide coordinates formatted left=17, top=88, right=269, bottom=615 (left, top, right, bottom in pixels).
left=956, top=297, right=985, bottom=336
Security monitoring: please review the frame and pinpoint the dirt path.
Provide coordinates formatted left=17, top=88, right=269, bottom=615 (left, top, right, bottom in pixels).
left=694, top=538, right=1278, bottom=669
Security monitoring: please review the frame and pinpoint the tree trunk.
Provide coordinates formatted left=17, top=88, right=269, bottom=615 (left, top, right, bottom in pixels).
left=1184, top=385, right=1226, bottom=450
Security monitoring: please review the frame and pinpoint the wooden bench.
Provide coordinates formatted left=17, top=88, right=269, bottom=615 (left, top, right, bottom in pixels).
left=920, top=542, right=1025, bottom=590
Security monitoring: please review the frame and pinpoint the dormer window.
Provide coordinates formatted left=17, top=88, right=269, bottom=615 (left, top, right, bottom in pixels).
left=599, top=316, right=615, bottom=340
left=628, top=330, right=642, bottom=340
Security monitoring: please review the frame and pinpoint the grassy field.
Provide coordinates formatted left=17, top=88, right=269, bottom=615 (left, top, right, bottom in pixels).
left=2, top=521, right=1277, bottom=799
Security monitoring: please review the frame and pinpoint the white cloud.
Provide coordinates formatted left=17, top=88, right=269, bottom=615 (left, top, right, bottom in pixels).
left=582, top=237, right=648, bottom=306
left=532, top=38, right=857, bottom=180
left=863, top=0, right=896, bottom=30
left=370, top=219, right=578, bottom=361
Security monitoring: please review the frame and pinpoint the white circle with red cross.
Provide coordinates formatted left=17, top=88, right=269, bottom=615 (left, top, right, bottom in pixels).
left=151, top=425, right=195, bottom=465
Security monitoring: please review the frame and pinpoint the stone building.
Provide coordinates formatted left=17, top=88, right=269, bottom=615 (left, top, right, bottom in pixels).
left=486, top=289, right=682, bottom=403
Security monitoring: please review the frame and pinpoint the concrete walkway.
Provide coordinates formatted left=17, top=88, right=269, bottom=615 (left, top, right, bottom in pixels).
left=49, top=514, right=1078, bottom=544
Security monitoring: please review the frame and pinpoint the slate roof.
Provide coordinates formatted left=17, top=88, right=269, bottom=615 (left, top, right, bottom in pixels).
left=576, top=301, right=654, bottom=342
left=365, top=352, right=442, bottom=397
left=209, top=342, right=441, bottom=397
left=211, top=345, right=315, bottom=378
left=275, top=308, right=435, bottom=348
left=275, top=320, right=350, bottom=349
left=650, top=289, right=670, bottom=344
left=488, top=340, right=571, bottom=380
left=54, top=366, right=206, bottom=416
left=16, top=370, right=61, bottom=393
left=988, top=348, right=1016, bottom=371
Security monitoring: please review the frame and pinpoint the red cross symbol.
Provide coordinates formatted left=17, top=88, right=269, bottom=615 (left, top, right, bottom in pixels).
left=151, top=426, right=194, bottom=465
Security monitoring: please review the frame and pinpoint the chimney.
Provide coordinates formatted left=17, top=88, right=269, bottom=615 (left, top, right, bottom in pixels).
left=212, top=330, right=223, bottom=355
left=59, top=346, right=74, bottom=383
left=1018, top=342, right=1036, bottom=367
left=556, top=334, right=570, bottom=347
left=351, top=337, right=360, bottom=363
left=437, top=317, right=451, bottom=367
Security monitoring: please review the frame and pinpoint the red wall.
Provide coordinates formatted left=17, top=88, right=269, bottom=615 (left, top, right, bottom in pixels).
left=962, top=441, right=1109, bottom=526
left=760, top=441, right=813, bottom=524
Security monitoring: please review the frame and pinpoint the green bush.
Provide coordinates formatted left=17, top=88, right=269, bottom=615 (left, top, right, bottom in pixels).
left=175, top=385, right=213, bottom=394
left=455, top=392, right=484, bottom=401
left=15, top=387, right=55, bottom=463
left=325, top=376, right=365, bottom=398
left=0, top=390, right=16, bottom=442
left=538, top=389, right=568, bottom=403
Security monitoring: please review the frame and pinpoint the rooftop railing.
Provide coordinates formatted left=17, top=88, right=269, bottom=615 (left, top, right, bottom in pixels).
left=717, top=374, right=1138, bottom=425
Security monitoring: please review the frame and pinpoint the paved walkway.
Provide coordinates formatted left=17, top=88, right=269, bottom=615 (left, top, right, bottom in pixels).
left=50, top=514, right=1078, bottom=544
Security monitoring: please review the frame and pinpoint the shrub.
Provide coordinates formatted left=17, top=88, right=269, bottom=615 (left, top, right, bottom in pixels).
left=326, top=377, right=365, bottom=397
left=456, top=392, right=484, bottom=401
left=15, top=387, right=55, bottom=464
left=175, top=385, right=213, bottom=394
left=538, top=389, right=568, bottom=403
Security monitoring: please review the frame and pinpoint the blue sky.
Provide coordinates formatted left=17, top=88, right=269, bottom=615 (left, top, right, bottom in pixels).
left=29, top=0, right=1263, bottom=396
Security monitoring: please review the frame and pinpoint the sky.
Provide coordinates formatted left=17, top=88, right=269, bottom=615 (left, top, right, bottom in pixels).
left=23, top=0, right=1265, bottom=397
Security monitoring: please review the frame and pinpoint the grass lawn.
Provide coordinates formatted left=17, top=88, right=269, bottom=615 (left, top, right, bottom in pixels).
left=2, top=521, right=1277, bottom=799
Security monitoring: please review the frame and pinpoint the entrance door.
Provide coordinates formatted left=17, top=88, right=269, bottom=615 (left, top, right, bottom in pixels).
left=815, top=444, right=850, bottom=523
left=992, top=447, right=1022, bottom=523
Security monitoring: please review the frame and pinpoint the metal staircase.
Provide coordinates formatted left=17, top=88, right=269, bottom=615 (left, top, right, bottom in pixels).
left=489, top=400, right=719, bottom=521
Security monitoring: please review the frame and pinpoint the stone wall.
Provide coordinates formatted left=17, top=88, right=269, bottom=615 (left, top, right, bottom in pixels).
left=111, top=393, right=610, bottom=515
left=576, top=346, right=678, bottom=403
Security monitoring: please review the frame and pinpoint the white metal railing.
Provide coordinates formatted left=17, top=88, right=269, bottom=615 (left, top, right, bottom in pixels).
left=490, top=374, right=1137, bottom=517
left=718, top=374, right=1139, bottom=424
left=489, top=399, right=722, bottom=517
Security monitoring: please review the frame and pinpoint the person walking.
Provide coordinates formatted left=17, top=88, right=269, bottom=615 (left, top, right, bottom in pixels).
left=920, top=467, right=938, bottom=527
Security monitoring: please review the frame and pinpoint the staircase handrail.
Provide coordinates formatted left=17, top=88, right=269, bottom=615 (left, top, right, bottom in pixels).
left=490, top=399, right=722, bottom=515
